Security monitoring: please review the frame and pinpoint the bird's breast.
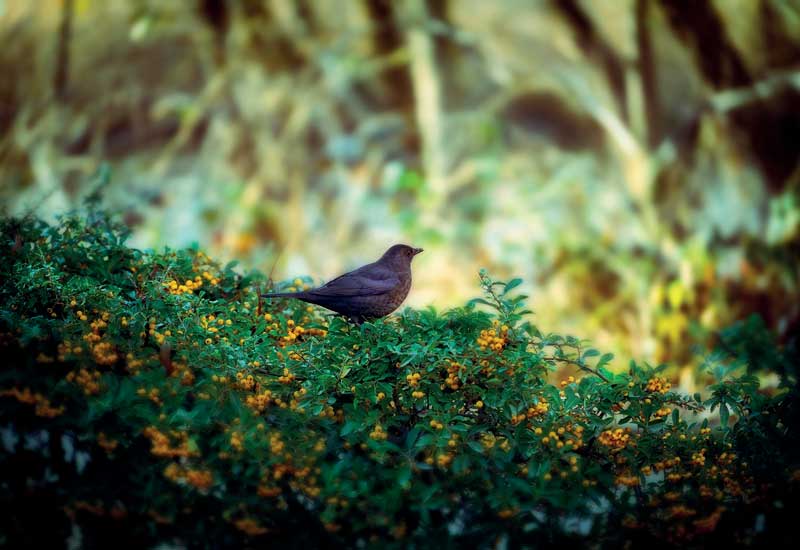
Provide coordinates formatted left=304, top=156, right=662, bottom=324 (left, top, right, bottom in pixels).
left=388, top=273, right=412, bottom=306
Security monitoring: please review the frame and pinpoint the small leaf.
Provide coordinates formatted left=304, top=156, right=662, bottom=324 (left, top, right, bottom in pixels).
left=340, top=421, right=359, bottom=436
left=597, top=353, right=614, bottom=369
left=452, top=455, right=471, bottom=474
left=405, top=427, right=421, bottom=448
left=720, top=403, right=730, bottom=427
left=503, top=278, right=523, bottom=294
left=397, top=464, right=412, bottom=487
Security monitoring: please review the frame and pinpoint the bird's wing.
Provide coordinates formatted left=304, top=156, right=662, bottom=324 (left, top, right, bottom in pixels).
left=307, top=263, right=400, bottom=297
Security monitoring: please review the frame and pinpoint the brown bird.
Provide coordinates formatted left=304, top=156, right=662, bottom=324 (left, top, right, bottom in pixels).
left=263, top=244, right=423, bottom=323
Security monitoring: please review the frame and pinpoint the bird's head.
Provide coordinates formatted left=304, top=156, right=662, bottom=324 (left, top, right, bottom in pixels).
left=381, top=244, right=423, bottom=268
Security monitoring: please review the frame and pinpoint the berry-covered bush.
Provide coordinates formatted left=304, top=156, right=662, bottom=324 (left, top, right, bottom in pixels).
left=1, top=211, right=797, bottom=548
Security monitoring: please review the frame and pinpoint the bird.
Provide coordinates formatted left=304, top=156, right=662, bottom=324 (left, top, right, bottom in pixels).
left=263, top=244, right=423, bottom=323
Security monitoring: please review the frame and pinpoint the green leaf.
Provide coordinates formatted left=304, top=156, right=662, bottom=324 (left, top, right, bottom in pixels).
left=564, top=387, right=579, bottom=409
left=452, top=454, right=471, bottom=474
left=340, top=421, right=360, bottom=436
left=396, top=464, right=413, bottom=488
left=503, top=278, right=523, bottom=295
left=582, top=349, right=600, bottom=359
left=719, top=403, right=730, bottom=427
left=405, top=426, right=421, bottom=448
left=597, top=353, right=614, bottom=369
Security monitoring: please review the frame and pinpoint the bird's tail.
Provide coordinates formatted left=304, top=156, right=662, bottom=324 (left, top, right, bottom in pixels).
left=262, top=291, right=305, bottom=299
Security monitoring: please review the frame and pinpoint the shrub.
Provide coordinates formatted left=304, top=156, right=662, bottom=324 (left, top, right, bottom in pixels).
left=0, top=211, right=797, bottom=548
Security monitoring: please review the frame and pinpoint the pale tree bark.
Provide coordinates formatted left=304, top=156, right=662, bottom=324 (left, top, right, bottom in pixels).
left=54, top=0, right=74, bottom=101
left=401, top=0, right=447, bottom=222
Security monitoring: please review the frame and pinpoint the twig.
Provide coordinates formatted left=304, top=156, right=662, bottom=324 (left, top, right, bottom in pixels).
left=541, top=355, right=611, bottom=383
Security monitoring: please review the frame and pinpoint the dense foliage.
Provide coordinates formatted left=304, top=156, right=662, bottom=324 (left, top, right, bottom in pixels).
left=4, top=1, right=799, bottom=368
left=1, top=212, right=797, bottom=548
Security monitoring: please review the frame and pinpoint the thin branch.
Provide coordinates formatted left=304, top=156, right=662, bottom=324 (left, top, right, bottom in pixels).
left=541, top=355, right=611, bottom=383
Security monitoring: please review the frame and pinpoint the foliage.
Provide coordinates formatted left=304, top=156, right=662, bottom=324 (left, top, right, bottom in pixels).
left=1, top=211, right=798, bottom=548
left=3, top=1, right=799, bottom=371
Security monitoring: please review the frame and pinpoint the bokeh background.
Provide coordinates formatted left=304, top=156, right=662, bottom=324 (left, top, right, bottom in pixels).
left=2, top=0, right=798, bottom=381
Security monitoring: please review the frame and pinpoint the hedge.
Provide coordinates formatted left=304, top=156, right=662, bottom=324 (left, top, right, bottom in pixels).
left=0, top=210, right=797, bottom=548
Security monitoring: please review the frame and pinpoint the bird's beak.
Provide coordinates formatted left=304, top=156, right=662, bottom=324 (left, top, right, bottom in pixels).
left=413, top=247, right=423, bottom=256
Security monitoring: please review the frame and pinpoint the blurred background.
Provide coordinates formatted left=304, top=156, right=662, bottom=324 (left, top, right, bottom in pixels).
left=1, top=0, right=798, bottom=377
